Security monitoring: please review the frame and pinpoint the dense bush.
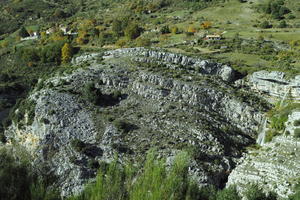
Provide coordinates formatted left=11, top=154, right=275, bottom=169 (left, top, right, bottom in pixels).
left=215, top=186, right=241, bottom=200
left=278, top=20, right=288, bottom=28
left=245, top=184, right=277, bottom=200
left=260, top=21, right=272, bottom=29
left=0, top=147, right=60, bottom=200
left=19, top=27, right=30, bottom=38
left=71, top=139, right=86, bottom=152
left=161, top=25, right=170, bottom=34
left=82, top=83, right=123, bottom=107
left=270, top=115, right=288, bottom=131
left=99, top=32, right=116, bottom=45
left=3, top=98, right=36, bottom=128
left=68, top=150, right=269, bottom=200
left=17, top=47, right=40, bottom=63
left=0, top=147, right=277, bottom=200
left=124, top=23, right=142, bottom=40
left=294, top=120, right=300, bottom=127
left=263, top=0, right=290, bottom=20
left=136, top=37, right=151, bottom=47
left=294, top=128, right=300, bottom=138
left=40, top=41, right=66, bottom=64
left=69, top=151, right=207, bottom=200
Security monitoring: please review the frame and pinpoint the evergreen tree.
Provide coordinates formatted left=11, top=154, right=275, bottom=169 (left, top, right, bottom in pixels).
left=19, top=27, right=30, bottom=38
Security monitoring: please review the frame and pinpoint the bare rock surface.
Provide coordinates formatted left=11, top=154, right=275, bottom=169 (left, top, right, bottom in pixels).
left=5, top=48, right=268, bottom=197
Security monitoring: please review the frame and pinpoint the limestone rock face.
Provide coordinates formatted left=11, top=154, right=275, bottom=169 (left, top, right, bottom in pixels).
left=247, top=70, right=300, bottom=100
left=5, top=48, right=267, bottom=197
left=227, top=111, right=300, bottom=199
left=103, top=48, right=237, bottom=82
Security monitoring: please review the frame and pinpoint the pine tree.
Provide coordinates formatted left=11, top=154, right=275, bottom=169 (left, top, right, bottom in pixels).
left=61, top=43, right=73, bottom=64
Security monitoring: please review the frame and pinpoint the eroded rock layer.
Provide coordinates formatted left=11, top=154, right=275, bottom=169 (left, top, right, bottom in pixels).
left=5, top=48, right=267, bottom=197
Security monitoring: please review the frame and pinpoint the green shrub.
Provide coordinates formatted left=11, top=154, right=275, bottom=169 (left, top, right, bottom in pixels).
left=71, top=139, right=86, bottom=152
left=215, top=186, right=241, bottom=200
left=161, top=25, right=170, bottom=34
left=82, top=82, right=99, bottom=104
left=82, top=83, right=123, bottom=107
left=0, top=126, right=6, bottom=143
left=124, top=23, right=142, bottom=40
left=70, top=158, right=133, bottom=200
left=260, top=21, right=272, bottom=29
left=130, top=151, right=202, bottom=200
left=112, top=19, right=126, bottom=37
left=99, top=32, right=116, bottom=45
left=3, top=98, right=36, bottom=128
left=294, top=128, right=300, bottom=138
left=270, top=115, right=288, bottom=131
left=265, top=130, right=280, bottom=142
left=19, top=27, right=30, bottom=38
left=278, top=20, right=288, bottom=28
left=289, top=187, right=300, bottom=200
left=0, top=147, right=60, bottom=200
left=40, top=41, right=66, bottom=64
left=17, top=47, right=40, bottom=63
left=0, top=148, right=32, bottom=200
left=116, top=37, right=128, bottom=47
left=245, top=184, right=277, bottom=200
left=30, top=179, right=60, bottom=200
left=136, top=37, right=151, bottom=47
left=69, top=150, right=210, bottom=200
left=294, top=120, right=300, bottom=127
left=113, top=119, right=137, bottom=133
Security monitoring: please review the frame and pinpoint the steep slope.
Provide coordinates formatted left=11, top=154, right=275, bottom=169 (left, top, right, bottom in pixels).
left=227, top=111, right=300, bottom=199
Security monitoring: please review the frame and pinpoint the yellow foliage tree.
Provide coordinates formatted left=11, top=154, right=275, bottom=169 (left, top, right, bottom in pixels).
left=201, top=21, right=212, bottom=29
left=171, top=26, right=179, bottom=34
left=289, top=40, right=300, bottom=49
left=50, top=31, right=66, bottom=42
left=61, top=43, right=73, bottom=64
left=187, top=26, right=196, bottom=33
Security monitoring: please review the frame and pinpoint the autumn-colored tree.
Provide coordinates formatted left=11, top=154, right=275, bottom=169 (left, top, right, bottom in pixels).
left=61, top=43, right=73, bottom=63
left=76, top=29, right=88, bottom=45
left=201, top=21, right=212, bottom=29
left=290, top=40, right=300, bottom=49
left=49, top=31, right=66, bottom=42
left=171, top=26, right=179, bottom=34
left=187, top=25, right=196, bottom=33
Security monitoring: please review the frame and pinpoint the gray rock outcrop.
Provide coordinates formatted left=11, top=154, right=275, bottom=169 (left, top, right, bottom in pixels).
left=5, top=48, right=267, bottom=197
left=104, top=47, right=237, bottom=82
left=227, top=110, right=300, bottom=199
left=247, top=71, right=300, bottom=100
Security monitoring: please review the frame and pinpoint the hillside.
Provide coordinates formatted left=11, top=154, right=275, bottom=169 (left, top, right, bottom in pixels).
left=0, top=0, right=299, bottom=200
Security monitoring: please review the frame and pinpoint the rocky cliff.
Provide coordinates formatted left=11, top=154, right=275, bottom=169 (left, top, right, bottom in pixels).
left=227, top=110, right=300, bottom=199
left=5, top=48, right=268, bottom=197
left=246, top=71, right=300, bottom=101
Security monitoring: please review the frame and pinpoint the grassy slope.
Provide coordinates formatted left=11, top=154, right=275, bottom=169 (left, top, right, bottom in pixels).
left=0, top=0, right=299, bottom=78
left=158, top=0, right=300, bottom=76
